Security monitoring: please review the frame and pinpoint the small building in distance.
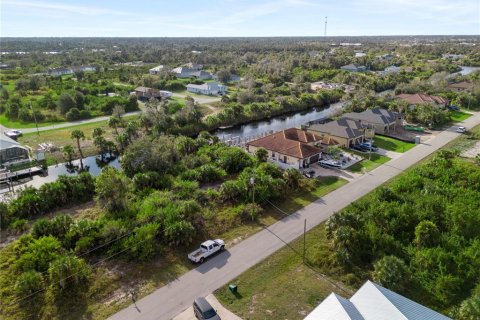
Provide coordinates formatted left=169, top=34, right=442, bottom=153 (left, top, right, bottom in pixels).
left=342, top=108, right=400, bottom=134
left=341, top=63, right=367, bottom=72
left=47, top=67, right=74, bottom=77
left=149, top=65, right=167, bottom=75
left=305, top=280, right=451, bottom=320
left=246, top=128, right=322, bottom=169
left=310, top=81, right=354, bottom=93
left=134, top=86, right=172, bottom=100
left=186, top=82, right=227, bottom=96
left=396, top=93, right=449, bottom=108
left=0, top=135, right=30, bottom=166
left=307, top=118, right=374, bottom=147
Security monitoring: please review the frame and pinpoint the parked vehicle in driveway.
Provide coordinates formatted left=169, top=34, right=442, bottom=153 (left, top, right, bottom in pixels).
left=5, top=130, right=23, bottom=139
left=457, top=126, right=466, bottom=133
left=303, top=170, right=316, bottom=178
left=448, top=105, right=460, bottom=111
left=193, top=297, right=221, bottom=320
left=360, top=142, right=379, bottom=151
left=351, top=144, right=369, bottom=152
left=188, top=239, right=225, bottom=264
left=318, top=159, right=342, bottom=169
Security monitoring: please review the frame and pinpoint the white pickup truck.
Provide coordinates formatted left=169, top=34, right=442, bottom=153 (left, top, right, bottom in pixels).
left=188, top=239, right=225, bottom=264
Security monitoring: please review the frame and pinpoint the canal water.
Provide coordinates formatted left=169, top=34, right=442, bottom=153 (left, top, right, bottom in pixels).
left=214, top=101, right=345, bottom=140
left=459, top=66, right=480, bottom=76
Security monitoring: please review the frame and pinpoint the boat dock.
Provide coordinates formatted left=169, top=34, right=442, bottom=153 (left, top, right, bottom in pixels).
left=0, top=166, right=44, bottom=184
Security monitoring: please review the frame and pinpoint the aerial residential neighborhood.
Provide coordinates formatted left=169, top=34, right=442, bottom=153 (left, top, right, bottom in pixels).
left=0, top=1, right=479, bottom=320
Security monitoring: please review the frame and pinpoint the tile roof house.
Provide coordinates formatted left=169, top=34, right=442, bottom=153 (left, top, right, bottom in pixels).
left=447, top=81, right=475, bottom=92
left=342, top=108, right=400, bottom=134
left=187, top=82, right=227, bottom=96
left=246, top=128, right=322, bottom=169
left=396, top=93, right=449, bottom=108
left=341, top=64, right=367, bottom=72
left=305, top=280, right=451, bottom=320
left=0, top=135, right=30, bottom=166
left=307, top=118, right=373, bottom=147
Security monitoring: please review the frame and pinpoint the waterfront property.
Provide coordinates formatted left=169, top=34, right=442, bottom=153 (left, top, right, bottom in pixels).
left=396, top=93, right=449, bottom=108
left=342, top=108, right=400, bottom=134
left=187, top=82, right=227, bottom=96
left=0, top=135, right=30, bottom=167
left=307, top=118, right=374, bottom=148
left=246, top=128, right=322, bottom=169
left=305, top=280, right=451, bottom=320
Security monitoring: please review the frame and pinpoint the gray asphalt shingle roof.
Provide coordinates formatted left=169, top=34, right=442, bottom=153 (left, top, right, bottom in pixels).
left=343, top=108, right=397, bottom=125
left=308, top=118, right=366, bottom=139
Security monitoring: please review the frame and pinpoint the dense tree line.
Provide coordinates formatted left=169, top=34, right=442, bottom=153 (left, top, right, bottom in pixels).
left=324, top=150, right=480, bottom=317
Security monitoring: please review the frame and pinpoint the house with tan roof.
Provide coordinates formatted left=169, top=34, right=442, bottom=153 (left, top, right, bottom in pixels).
left=246, top=128, right=322, bottom=169
left=307, top=118, right=374, bottom=148
left=396, top=93, right=449, bottom=108
left=134, top=86, right=172, bottom=100
left=447, top=81, right=475, bottom=92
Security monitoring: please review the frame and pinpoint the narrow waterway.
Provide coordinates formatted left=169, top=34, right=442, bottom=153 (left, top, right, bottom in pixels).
left=458, top=66, right=480, bottom=76
left=214, top=101, right=346, bottom=140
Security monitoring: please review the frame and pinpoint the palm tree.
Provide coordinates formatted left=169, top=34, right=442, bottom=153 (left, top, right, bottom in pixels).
left=92, top=127, right=105, bottom=139
left=71, top=130, right=85, bottom=170
left=62, top=145, right=75, bottom=166
left=108, top=116, right=120, bottom=136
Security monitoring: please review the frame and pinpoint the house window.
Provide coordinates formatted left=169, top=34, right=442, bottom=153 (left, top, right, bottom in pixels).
left=272, top=152, right=276, bottom=159
left=284, top=156, right=287, bottom=163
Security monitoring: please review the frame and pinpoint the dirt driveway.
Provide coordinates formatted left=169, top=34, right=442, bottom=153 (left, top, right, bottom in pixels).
left=172, top=294, right=242, bottom=320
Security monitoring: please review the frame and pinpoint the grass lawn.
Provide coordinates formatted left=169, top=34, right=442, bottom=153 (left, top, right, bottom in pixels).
left=0, top=114, right=64, bottom=129
left=346, top=151, right=390, bottom=173
left=449, top=110, right=472, bottom=122
left=215, top=223, right=353, bottom=319
left=374, top=135, right=416, bottom=153
left=170, top=96, right=186, bottom=106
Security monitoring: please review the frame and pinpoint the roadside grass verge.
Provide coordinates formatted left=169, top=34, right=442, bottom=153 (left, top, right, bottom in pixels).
left=346, top=151, right=390, bottom=173
left=215, top=223, right=353, bottom=319
left=449, top=110, right=472, bottom=122
left=0, top=114, right=64, bottom=129
left=373, top=135, right=416, bottom=153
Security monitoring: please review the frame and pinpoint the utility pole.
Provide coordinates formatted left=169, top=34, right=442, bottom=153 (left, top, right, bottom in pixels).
left=303, top=219, right=307, bottom=264
left=250, top=176, right=255, bottom=221
left=324, top=16, right=328, bottom=37
left=30, top=102, right=40, bottom=136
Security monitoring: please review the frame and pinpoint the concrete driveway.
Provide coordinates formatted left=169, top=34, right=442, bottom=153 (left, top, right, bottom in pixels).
left=172, top=92, right=222, bottom=105
left=172, top=294, right=242, bottom=320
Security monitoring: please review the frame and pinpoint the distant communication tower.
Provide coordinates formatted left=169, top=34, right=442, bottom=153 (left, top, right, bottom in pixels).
left=324, top=16, right=328, bottom=37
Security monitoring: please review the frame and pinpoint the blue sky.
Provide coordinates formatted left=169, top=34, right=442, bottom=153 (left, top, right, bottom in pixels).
left=1, top=0, right=479, bottom=37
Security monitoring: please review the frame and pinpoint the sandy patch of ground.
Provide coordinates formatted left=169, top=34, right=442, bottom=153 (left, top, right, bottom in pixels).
left=461, top=141, right=480, bottom=158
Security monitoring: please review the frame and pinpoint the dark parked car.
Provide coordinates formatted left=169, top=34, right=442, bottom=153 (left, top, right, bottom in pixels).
left=351, top=144, right=369, bottom=152
left=360, top=142, right=378, bottom=151
left=193, top=297, right=221, bottom=320
left=303, top=170, right=316, bottom=178
left=448, top=105, right=460, bottom=111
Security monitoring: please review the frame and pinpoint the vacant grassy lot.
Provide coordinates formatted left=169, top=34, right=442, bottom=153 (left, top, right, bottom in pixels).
left=0, top=114, right=63, bottom=129
left=215, top=223, right=352, bottom=319
left=346, top=151, right=390, bottom=173
left=374, top=135, right=416, bottom=152
left=17, top=115, right=137, bottom=164
left=449, top=110, right=472, bottom=122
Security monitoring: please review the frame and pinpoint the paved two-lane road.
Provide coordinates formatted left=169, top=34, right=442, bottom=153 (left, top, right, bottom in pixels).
left=109, top=115, right=479, bottom=320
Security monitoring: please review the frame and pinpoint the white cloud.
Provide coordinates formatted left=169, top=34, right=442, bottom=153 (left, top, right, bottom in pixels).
left=2, top=0, right=127, bottom=16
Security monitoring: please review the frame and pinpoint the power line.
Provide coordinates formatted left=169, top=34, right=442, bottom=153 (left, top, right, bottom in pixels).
left=6, top=222, right=179, bottom=307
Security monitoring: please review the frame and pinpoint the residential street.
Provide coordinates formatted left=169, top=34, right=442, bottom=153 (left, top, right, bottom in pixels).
left=109, top=114, right=480, bottom=320
left=0, top=111, right=142, bottom=134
